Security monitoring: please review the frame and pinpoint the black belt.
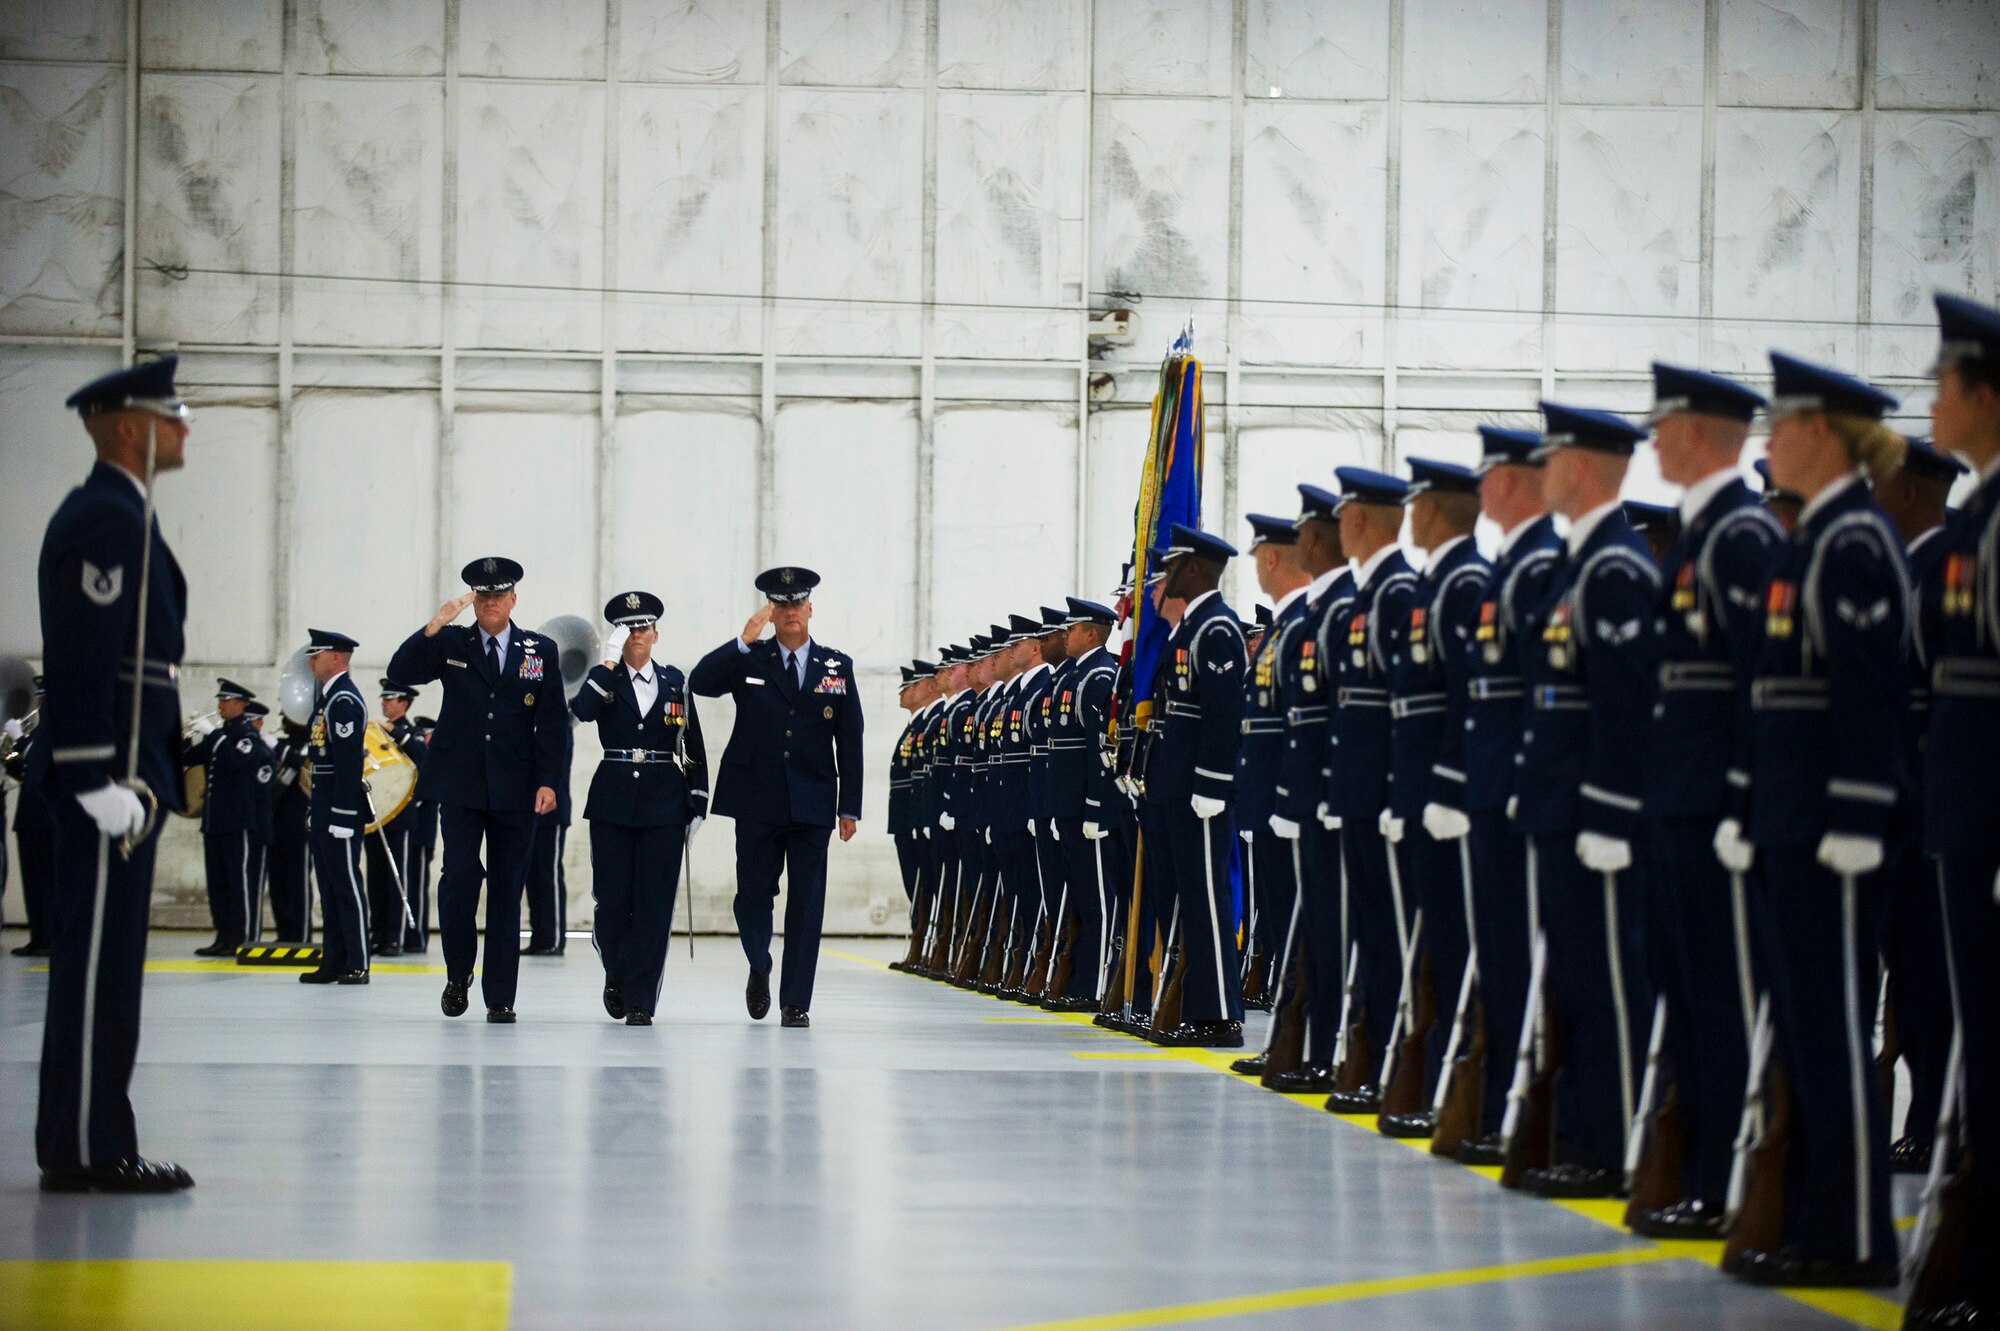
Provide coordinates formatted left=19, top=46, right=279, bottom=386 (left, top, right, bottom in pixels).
left=604, top=749, right=675, bottom=763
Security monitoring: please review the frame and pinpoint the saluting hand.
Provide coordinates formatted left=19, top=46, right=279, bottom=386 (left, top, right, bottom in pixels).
left=425, top=592, right=476, bottom=637
left=740, top=603, right=773, bottom=646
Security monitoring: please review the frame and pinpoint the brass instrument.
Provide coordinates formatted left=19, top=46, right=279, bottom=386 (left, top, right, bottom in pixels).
left=537, top=614, right=600, bottom=704
left=176, top=709, right=225, bottom=818
left=0, top=656, right=36, bottom=769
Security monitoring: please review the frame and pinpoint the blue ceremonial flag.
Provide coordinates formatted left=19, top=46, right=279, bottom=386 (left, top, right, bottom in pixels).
left=1128, top=328, right=1204, bottom=716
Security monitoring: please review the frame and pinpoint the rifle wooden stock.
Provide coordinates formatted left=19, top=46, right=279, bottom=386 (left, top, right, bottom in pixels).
left=952, top=883, right=993, bottom=985
left=1260, top=955, right=1310, bottom=1083
left=1149, top=946, right=1186, bottom=1034
left=923, top=886, right=957, bottom=974
left=897, top=882, right=932, bottom=969
left=1909, top=1147, right=1973, bottom=1310
left=1382, top=955, right=1438, bottom=1117
left=1722, top=1065, right=1791, bottom=1269
left=1240, top=941, right=1267, bottom=1006
left=1875, top=979, right=1899, bottom=1122
left=1097, top=928, right=1129, bottom=1017
left=1499, top=1047, right=1556, bottom=1189
left=1430, top=994, right=1485, bottom=1159
left=1045, top=909, right=1079, bottom=1002
left=1623, top=1086, right=1685, bottom=1221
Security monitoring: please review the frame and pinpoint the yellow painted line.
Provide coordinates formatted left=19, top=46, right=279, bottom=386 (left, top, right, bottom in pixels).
left=0, top=1259, right=510, bottom=1331
left=982, top=1016, right=1079, bottom=1023
left=30, top=962, right=446, bottom=976
left=998, top=1247, right=1674, bottom=1331
left=1896, top=1214, right=1916, bottom=1231
left=1072, top=1050, right=1180, bottom=1060
left=1779, top=1289, right=1907, bottom=1330
left=822, top=947, right=892, bottom=971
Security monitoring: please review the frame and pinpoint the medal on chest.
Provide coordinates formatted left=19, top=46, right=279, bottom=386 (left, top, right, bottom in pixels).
left=1543, top=603, right=1573, bottom=671
left=1408, top=607, right=1429, bottom=664
left=1672, top=564, right=1705, bottom=640
left=1059, top=689, right=1072, bottom=725
left=1255, top=640, right=1276, bottom=689
left=1009, top=708, right=1022, bottom=741
left=309, top=715, right=326, bottom=751
left=1477, top=601, right=1502, bottom=665
left=1944, top=554, right=1975, bottom=617
left=519, top=650, right=544, bottom=683
left=1765, top=579, right=1797, bottom=639
left=1174, top=648, right=1190, bottom=693
left=1348, top=613, right=1368, bottom=669
left=1300, top=639, right=1318, bottom=692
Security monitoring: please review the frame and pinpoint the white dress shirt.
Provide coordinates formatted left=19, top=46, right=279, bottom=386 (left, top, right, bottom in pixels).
left=629, top=661, right=659, bottom=716
left=737, top=634, right=812, bottom=688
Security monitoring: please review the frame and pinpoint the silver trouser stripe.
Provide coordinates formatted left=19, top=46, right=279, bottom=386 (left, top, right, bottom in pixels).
left=1580, top=783, right=1643, bottom=813
left=1193, top=766, right=1234, bottom=783
left=52, top=745, right=117, bottom=763
left=1839, top=873, right=1872, bottom=1262
left=1827, top=778, right=1895, bottom=806
left=78, top=834, right=112, bottom=1166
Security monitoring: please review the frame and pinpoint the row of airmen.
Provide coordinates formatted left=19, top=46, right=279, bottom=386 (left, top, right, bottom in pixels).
left=883, top=293, right=1999, bottom=1323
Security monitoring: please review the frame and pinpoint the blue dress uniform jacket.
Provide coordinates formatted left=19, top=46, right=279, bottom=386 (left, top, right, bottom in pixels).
left=1237, top=595, right=1311, bottom=829
left=935, top=690, right=980, bottom=828
left=387, top=624, right=567, bottom=813
left=689, top=638, right=863, bottom=828
left=1394, top=539, right=1491, bottom=821
left=1647, top=481, right=1784, bottom=818
left=309, top=676, right=368, bottom=835
left=1327, top=553, right=1420, bottom=822
left=187, top=715, right=275, bottom=840
left=1456, top=518, right=1561, bottom=815
left=570, top=663, right=709, bottom=827
left=887, top=712, right=918, bottom=835
left=1145, top=593, right=1249, bottom=809
left=1052, top=649, right=1117, bottom=819
left=1275, top=571, right=1353, bottom=826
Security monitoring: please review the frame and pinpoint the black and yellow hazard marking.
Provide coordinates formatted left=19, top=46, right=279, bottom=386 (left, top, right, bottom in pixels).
left=235, top=944, right=323, bottom=966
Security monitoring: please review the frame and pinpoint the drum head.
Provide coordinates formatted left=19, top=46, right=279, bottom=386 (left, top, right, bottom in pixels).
left=361, top=722, right=416, bottom=833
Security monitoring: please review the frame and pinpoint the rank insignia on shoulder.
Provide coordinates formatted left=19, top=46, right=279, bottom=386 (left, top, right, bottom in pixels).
left=334, top=720, right=354, bottom=738
left=81, top=560, right=123, bottom=606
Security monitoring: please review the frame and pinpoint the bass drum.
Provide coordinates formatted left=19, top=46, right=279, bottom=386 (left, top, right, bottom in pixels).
left=181, top=764, right=205, bottom=820
left=361, top=721, right=417, bottom=833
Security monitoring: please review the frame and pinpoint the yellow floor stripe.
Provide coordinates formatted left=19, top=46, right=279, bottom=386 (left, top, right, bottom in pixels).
left=1779, top=1288, right=1907, bottom=1331
left=0, top=1259, right=510, bottom=1331
left=30, top=961, right=447, bottom=976
left=998, top=1248, right=1674, bottom=1331
left=1072, top=1051, right=1179, bottom=1061
left=822, top=947, right=892, bottom=971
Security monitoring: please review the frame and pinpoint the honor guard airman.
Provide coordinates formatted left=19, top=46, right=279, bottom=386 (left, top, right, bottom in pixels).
left=365, top=679, right=425, bottom=958
left=570, top=592, right=708, bottom=1026
left=4, top=676, right=53, bottom=957
left=388, top=557, right=567, bottom=1023
left=1510, top=402, right=1659, bottom=1200
left=1381, top=459, right=1490, bottom=1140
left=184, top=678, right=275, bottom=956
left=889, top=661, right=935, bottom=970
left=300, top=630, right=370, bottom=986
left=1047, top=598, right=1120, bottom=1008
left=1628, top=365, right=1780, bottom=1237
left=32, top=355, right=193, bottom=1194
left=1022, top=607, right=1072, bottom=1002
left=922, top=646, right=979, bottom=976
left=1726, top=354, right=1909, bottom=1287
left=690, top=566, right=864, bottom=1028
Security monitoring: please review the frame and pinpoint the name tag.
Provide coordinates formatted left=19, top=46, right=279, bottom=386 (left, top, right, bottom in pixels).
left=446, top=659, right=467, bottom=669
left=745, top=676, right=766, bottom=686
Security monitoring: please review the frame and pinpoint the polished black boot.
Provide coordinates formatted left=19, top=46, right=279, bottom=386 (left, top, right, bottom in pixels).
left=1628, top=1198, right=1725, bottom=1239
left=1520, top=1163, right=1618, bottom=1198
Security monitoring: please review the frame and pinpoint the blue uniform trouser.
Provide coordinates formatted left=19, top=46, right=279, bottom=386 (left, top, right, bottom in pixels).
left=1248, top=828, right=1296, bottom=994
left=1035, top=820, right=1066, bottom=961
left=893, top=829, right=923, bottom=903
left=1881, top=833, right=1951, bottom=1147
left=1941, top=850, right=2000, bottom=1311
left=268, top=834, right=310, bottom=942
left=590, top=820, right=685, bottom=1016
left=524, top=814, right=569, bottom=950
left=1469, top=811, right=1530, bottom=1137
left=1294, top=821, right=1344, bottom=1067
left=1652, top=816, right=1755, bottom=1208
left=311, top=828, right=369, bottom=977
left=1758, top=845, right=1896, bottom=1265
left=202, top=829, right=263, bottom=947
left=998, top=828, right=1039, bottom=978
left=1341, top=818, right=1407, bottom=1081
left=732, top=816, right=831, bottom=1012
left=1412, top=824, right=1472, bottom=1091
left=1158, top=806, right=1241, bottom=1024
left=1054, top=817, right=1111, bottom=1002
left=1535, top=832, right=1650, bottom=1174
left=437, top=805, right=536, bottom=1009
left=365, top=822, right=415, bottom=949
left=1134, top=805, right=1177, bottom=1014
left=36, top=806, right=157, bottom=1173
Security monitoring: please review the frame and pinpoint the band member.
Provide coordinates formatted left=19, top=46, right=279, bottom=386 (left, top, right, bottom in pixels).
left=301, top=631, right=370, bottom=986
left=183, top=678, right=273, bottom=956
left=571, top=592, right=709, bottom=1025
left=268, top=717, right=313, bottom=942
left=33, top=355, right=193, bottom=1193
left=388, top=558, right=565, bottom=1023
left=365, top=679, right=425, bottom=956
left=5, top=676, right=53, bottom=957
left=690, top=567, right=864, bottom=1029
left=523, top=711, right=575, bottom=956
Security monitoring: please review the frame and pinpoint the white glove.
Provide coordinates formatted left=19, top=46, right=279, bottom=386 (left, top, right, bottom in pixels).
left=189, top=715, right=217, bottom=740
left=1817, top=832, right=1884, bottom=876
left=1082, top=821, right=1106, bottom=840
left=1713, top=817, right=1753, bottom=873
left=1576, top=831, right=1632, bottom=874
left=1268, top=814, right=1301, bottom=840
left=1378, top=809, right=1404, bottom=844
left=1026, top=819, right=1037, bottom=836
left=688, top=815, right=705, bottom=841
left=1116, top=774, right=1137, bottom=799
left=330, top=825, right=354, bottom=841
left=1506, top=795, right=1519, bottom=821
left=261, top=731, right=280, bottom=750
left=1191, top=794, right=1224, bottom=820
left=1239, top=827, right=1253, bottom=844
left=920, top=826, right=930, bottom=840
left=603, top=625, right=630, bottom=662
left=1316, top=801, right=1341, bottom=831
left=939, top=812, right=956, bottom=831
left=1423, top=803, right=1470, bottom=841
left=1050, top=823, right=1060, bottom=842
left=2, top=718, right=22, bottom=741
left=76, top=782, right=146, bottom=838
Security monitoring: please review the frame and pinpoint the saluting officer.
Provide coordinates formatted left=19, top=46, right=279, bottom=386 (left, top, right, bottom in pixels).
left=1912, top=292, right=2000, bottom=1328
left=690, top=566, right=864, bottom=1028
left=183, top=678, right=272, bottom=956
left=365, top=679, right=425, bottom=957
left=32, top=356, right=193, bottom=1194
left=388, top=557, right=566, bottom=1023
left=1727, top=354, right=1909, bottom=1288
left=300, top=630, right=370, bottom=986
left=1512, top=402, right=1658, bottom=1200
left=1632, top=365, right=1781, bottom=1237
left=1144, top=524, right=1248, bottom=1048
left=570, top=591, right=709, bottom=1026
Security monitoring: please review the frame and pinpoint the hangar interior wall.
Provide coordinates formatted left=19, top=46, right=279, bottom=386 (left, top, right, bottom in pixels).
left=1, top=0, right=1995, bottom=929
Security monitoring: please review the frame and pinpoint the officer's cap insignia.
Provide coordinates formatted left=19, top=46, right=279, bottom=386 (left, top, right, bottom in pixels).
left=625, top=593, right=640, bottom=610
left=483, top=558, right=497, bottom=575
left=782, top=568, right=795, bottom=586
left=81, top=560, right=123, bottom=607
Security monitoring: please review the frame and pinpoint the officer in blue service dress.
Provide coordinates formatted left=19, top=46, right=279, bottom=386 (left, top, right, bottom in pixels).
left=32, top=355, right=194, bottom=1194
left=570, top=591, right=709, bottom=1026
left=690, top=566, right=864, bottom=1028
left=184, top=677, right=275, bottom=956
left=1511, top=402, right=1659, bottom=1199
left=1727, top=353, right=1910, bottom=1289
left=388, top=558, right=567, bottom=1023
left=1142, top=524, right=1249, bottom=1048
left=300, top=630, right=371, bottom=986
left=1906, top=293, right=2000, bottom=1327
left=1630, top=365, right=1783, bottom=1238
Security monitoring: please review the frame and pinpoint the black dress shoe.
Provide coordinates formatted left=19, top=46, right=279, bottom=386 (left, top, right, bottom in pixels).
left=1628, top=1198, right=1725, bottom=1239
left=746, top=968, right=771, bottom=1021
left=1379, top=1111, right=1436, bottom=1139
left=1242, top=997, right=1274, bottom=1013
left=1230, top=1052, right=1270, bottom=1076
left=781, top=1007, right=810, bottom=1028
left=441, top=978, right=470, bottom=1017
left=486, top=1006, right=516, bottom=1024
left=194, top=942, right=236, bottom=958
left=334, top=969, right=369, bottom=985
left=1324, top=1086, right=1382, bottom=1114
left=40, top=1157, right=195, bottom=1194
left=625, top=1010, right=652, bottom=1026
left=1520, top=1163, right=1618, bottom=1198
left=1904, top=1299, right=1993, bottom=1328
left=603, top=985, right=626, bottom=1020
left=1731, top=1247, right=1899, bottom=1289
left=299, top=968, right=338, bottom=985
left=1265, top=1065, right=1337, bottom=1094
left=13, top=941, right=50, bottom=957
left=1455, top=1133, right=1504, bottom=1165
left=521, top=943, right=559, bottom=957
left=1166, top=1020, right=1243, bottom=1047
left=376, top=942, right=402, bottom=958
left=1889, top=1135, right=1934, bottom=1174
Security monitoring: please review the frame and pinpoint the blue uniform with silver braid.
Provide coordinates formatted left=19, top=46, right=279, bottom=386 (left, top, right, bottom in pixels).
left=305, top=633, right=371, bottom=982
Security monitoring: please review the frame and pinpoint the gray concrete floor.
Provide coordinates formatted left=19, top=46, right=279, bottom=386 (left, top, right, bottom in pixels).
left=0, top=928, right=1919, bottom=1329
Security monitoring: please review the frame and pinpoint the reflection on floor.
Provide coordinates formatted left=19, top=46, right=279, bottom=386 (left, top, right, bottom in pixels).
left=0, top=930, right=1918, bottom=1330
